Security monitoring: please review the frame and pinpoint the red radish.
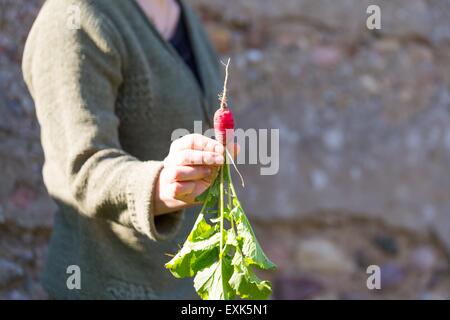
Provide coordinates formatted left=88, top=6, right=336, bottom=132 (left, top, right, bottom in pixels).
left=214, top=107, right=234, bottom=145
left=214, top=59, right=244, bottom=186
left=214, top=58, right=234, bottom=145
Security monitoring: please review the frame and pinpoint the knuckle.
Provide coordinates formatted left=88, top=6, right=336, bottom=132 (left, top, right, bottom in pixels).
left=186, top=134, right=196, bottom=148
left=186, top=134, right=201, bottom=149
left=191, top=150, right=203, bottom=165
left=164, top=155, right=178, bottom=168
left=192, top=133, right=208, bottom=147
left=172, top=169, right=182, bottom=181
left=163, top=156, right=170, bottom=167
left=190, top=133, right=203, bottom=140
left=182, top=149, right=193, bottom=164
left=170, top=138, right=181, bottom=151
left=206, top=139, right=219, bottom=152
left=185, top=166, right=197, bottom=177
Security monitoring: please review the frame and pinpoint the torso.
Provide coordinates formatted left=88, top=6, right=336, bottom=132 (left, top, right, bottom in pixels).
left=40, top=0, right=222, bottom=299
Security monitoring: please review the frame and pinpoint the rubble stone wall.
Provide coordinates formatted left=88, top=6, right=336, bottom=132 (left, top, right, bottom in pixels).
left=0, top=0, right=449, bottom=299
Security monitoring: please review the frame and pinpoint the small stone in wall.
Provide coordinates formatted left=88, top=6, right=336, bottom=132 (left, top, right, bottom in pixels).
left=373, top=233, right=398, bottom=256
left=296, top=238, right=355, bottom=274
left=350, top=167, right=362, bottom=181
left=246, top=49, right=263, bottom=63
left=6, top=290, right=30, bottom=300
left=0, top=259, right=24, bottom=287
left=206, top=24, right=232, bottom=54
left=273, top=274, right=324, bottom=300
left=9, top=185, right=37, bottom=210
left=360, top=74, right=379, bottom=94
left=443, top=129, right=450, bottom=152
left=310, top=169, right=329, bottom=190
left=323, top=128, right=344, bottom=151
left=311, top=45, right=343, bottom=68
left=410, top=246, right=437, bottom=271
left=380, top=263, right=407, bottom=290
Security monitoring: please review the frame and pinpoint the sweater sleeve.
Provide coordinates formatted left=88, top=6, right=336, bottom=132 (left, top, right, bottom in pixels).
left=22, top=0, right=183, bottom=241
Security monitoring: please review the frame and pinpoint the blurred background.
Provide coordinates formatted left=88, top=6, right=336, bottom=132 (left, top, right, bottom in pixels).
left=1, top=0, right=450, bottom=299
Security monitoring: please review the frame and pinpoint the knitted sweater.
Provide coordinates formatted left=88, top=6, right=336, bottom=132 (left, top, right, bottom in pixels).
left=22, top=0, right=222, bottom=299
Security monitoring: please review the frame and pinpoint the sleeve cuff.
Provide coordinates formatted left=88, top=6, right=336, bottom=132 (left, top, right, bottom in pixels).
left=126, top=160, right=184, bottom=241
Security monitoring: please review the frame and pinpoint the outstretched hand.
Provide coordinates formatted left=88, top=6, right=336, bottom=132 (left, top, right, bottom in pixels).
left=154, top=134, right=238, bottom=216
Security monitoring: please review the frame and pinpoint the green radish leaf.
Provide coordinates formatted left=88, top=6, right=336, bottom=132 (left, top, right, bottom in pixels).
left=232, top=206, right=276, bottom=270
left=226, top=229, right=238, bottom=248
left=210, top=217, right=221, bottom=224
left=194, top=256, right=235, bottom=300
left=166, top=160, right=275, bottom=300
left=229, top=250, right=272, bottom=300
left=165, top=233, right=221, bottom=278
left=223, top=161, right=230, bottom=183
left=195, top=189, right=209, bottom=203
left=224, top=207, right=232, bottom=221
left=188, top=213, right=215, bottom=242
left=210, top=208, right=231, bottom=223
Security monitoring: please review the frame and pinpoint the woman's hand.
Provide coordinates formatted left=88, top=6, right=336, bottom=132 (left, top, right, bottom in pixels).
left=154, top=134, right=227, bottom=216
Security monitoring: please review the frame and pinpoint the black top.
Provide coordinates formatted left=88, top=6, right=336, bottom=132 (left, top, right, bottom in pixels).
left=169, top=14, right=202, bottom=89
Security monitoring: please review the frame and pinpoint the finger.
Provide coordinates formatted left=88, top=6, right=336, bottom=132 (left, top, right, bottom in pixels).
left=178, top=180, right=211, bottom=203
left=191, top=180, right=211, bottom=201
left=203, top=165, right=219, bottom=184
left=171, top=134, right=224, bottom=154
left=165, top=149, right=224, bottom=166
left=170, top=181, right=196, bottom=201
left=165, top=166, right=212, bottom=182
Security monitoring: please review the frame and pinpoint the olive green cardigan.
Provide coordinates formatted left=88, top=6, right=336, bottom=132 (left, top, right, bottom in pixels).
left=22, top=0, right=222, bottom=299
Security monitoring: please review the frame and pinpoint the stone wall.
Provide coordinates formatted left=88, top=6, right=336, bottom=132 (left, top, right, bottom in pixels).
left=0, top=0, right=449, bottom=299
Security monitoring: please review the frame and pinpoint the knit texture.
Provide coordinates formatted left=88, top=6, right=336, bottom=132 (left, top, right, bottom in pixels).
left=22, top=0, right=222, bottom=299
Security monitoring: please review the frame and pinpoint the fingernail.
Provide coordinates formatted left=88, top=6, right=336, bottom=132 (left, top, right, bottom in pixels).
left=215, top=155, right=224, bottom=164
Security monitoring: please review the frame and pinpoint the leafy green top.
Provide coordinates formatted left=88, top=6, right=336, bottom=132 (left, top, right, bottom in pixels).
left=165, top=163, right=276, bottom=300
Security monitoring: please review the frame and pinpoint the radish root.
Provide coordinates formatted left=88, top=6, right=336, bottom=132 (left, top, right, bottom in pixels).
left=226, top=148, right=245, bottom=188
left=219, top=58, right=231, bottom=109
left=218, top=58, right=244, bottom=187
